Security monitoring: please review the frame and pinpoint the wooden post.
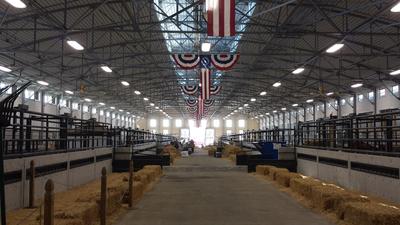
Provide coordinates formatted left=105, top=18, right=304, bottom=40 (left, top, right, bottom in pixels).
left=100, top=167, right=107, bottom=225
left=29, top=160, right=35, bottom=208
left=128, top=161, right=134, bottom=208
left=44, top=179, right=54, bottom=225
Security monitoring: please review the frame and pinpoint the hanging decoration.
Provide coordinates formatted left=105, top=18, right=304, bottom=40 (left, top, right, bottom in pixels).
left=171, top=54, right=239, bottom=71
left=210, top=86, right=221, bottom=95
left=200, top=68, right=211, bottom=100
left=204, top=99, right=215, bottom=107
left=210, top=54, right=240, bottom=70
left=205, top=0, right=236, bottom=37
left=171, top=54, right=200, bottom=69
left=181, top=85, right=199, bottom=95
left=185, top=99, right=197, bottom=107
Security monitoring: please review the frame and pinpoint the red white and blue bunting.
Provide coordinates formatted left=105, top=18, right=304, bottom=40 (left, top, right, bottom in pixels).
left=204, top=99, right=215, bottom=107
left=210, top=54, right=240, bottom=70
left=210, top=86, right=221, bottom=95
left=200, top=68, right=211, bottom=100
left=171, top=54, right=239, bottom=70
left=181, top=85, right=199, bottom=95
left=185, top=99, right=198, bottom=107
left=171, top=54, right=200, bottom=69
left=186, top=106, right=197, bottom=113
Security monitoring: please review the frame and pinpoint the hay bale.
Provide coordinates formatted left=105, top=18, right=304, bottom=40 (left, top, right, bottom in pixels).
left=275, top=171, right=302, bottom=187
left=268, top=167, right=289, bottom=180
left=143, top=165, right=162, bottom=176
left=222, top=145, right=241, bottom=157
left=290, top=177, right=322, bottom=198
left=310, top=184, right=368, bottom=212
left=255, top=165, right=275, bottom=176
left=341, top=201, right=400, bottom=225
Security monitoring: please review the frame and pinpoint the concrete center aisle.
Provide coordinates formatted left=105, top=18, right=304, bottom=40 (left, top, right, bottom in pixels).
left=115, top=154, right=335, bottom=225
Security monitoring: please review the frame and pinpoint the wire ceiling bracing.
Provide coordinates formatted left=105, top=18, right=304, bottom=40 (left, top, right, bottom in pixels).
left=1, top=0, right=400, bottom=119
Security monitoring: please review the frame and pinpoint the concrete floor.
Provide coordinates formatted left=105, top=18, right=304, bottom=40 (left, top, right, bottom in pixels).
left=115, top=151, right=335, bottom=225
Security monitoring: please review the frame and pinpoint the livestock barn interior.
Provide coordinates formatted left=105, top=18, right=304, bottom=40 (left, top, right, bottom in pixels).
left=1, top=0, right=400, bottom=225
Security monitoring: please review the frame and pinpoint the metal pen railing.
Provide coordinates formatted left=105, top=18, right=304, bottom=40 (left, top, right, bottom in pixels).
left=226, top=110, right=400, bottom=154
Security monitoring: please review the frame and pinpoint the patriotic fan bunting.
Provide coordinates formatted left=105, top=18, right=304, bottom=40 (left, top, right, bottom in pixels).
left=172, top=54, right=239, bottom=70
left=200, top=68, right=211, bottom=100
left=181, top=85, right=199, bottom=95
left=171, top=54, right=200, bottom=69
left=186, top=99, right=197, bottom=107
left=210, top=86, right=221, bottom=95
left=206, top=0, right=236, bottom=37
left=187, top=106, right=197, bottom=113
left=204, top=99, right=215, bottom=107
left=210, top=54, right=240, bottom=70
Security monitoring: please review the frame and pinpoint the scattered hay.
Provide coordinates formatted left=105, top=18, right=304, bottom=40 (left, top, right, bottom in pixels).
left=267, top=167, right=289, bottom=180
left=341, top=201, right=400, bottom=225
left=228, top=154, right=236, bottom=162
left=275, top=171, right=302, bottom=187
left=289, top=177, right=322, bottom=199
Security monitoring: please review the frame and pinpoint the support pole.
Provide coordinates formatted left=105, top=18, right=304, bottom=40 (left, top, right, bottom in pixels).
left=128, top=161, right=134, bottom=208
left=44, top=179, right=54, bottom=225
left=0, top=127, right=6, bottom=225
left=29, top=160, right=35, bottom=208
left=100, top=167, right=107, bottom=225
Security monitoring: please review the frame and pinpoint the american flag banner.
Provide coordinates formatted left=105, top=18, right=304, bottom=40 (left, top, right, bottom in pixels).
left=206, top=0, right=236, bottom=37
left=200, top=68, right=211, bottom=100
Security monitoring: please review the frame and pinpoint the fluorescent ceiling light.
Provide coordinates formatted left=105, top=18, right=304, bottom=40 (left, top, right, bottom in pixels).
left=159, top=109, right=163, bottom=112
left=259, top=115, right=264, bottom=117
left=67, top=40, right=84, bottom=51
left=119, top=109, right=124, bottom=112
left=155, top=106, right=159, bottom=109
left=306, top=99, right=314, bottom=103
left=150, top=103, right=155, bottom=106
left=391, top=2, right=400, bottom=12
left=326, top=92, right=334, bottom=96
left=281, top=107, right=287, bottom=111
left=201, top=42, right=211, bottom=52
left=292, top=103, right=299, bottom=107
left=260, top=91, right=267, bottom=96
left=292, top=67, right=305, bottom=74
left=64, top=90, right=73, bottom=95
left=101, top=66, right=112, bottom=73
left=127, top=112, right=130, bottom=114
left=326, top=43, right=344, bottom=53
left=244, top=104, right=249, bottom=107
left=110, top=106, right=115, bottom=109
left=250, top=98, right=256, bottom=102
left=121, top=81, right=130, bottom=86
left=143, top=97, right=149, bottom=101
left=134, top=90, right=141, bottom=95
left=99, top=102, right=105, bottom=106
left=0, top=65, right=12, bottom=72
left=351, top=83, right=363, bottom=88
left=273, top=82, right=281, bottom=87
left=266, top=113, right=270, bottom=115
left=273, top=110, right=277, bottom=113
left=37, top=80, right=49, bottom=86
left=238, top=107, right=243, bottom=110
left=389, top=69, right=400, bottom=75
left=84, top=98, right=91, bottom=102
left=5, top=0, right=26, bottom=8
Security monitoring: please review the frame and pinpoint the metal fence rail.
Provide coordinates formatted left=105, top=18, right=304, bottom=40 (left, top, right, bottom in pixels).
left=1, top=107, right=176, bottom=158
left=227, top=110, right=400, bottom=155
